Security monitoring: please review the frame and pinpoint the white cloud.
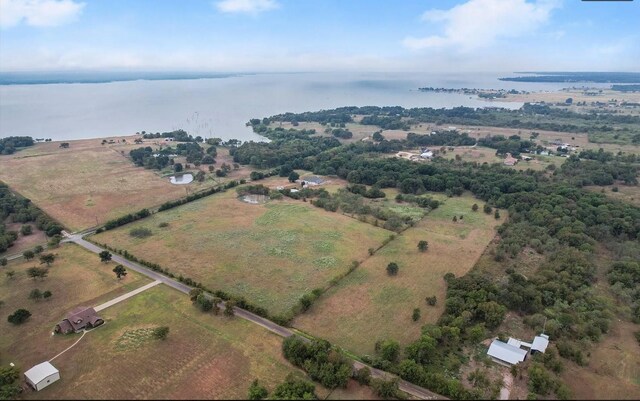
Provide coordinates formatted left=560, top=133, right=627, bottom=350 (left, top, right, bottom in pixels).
left=0, top=0, right=85, bottom=28
left=403, top=0, right=560, bottom=52
left=215, top=0, right=279, bottom=15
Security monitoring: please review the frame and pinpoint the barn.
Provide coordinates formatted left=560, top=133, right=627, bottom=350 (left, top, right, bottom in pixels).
left=24, top=361, right=60, bottom=391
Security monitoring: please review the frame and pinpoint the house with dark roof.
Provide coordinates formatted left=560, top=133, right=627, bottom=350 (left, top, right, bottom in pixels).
left=55, top=306, right=104, bottom=334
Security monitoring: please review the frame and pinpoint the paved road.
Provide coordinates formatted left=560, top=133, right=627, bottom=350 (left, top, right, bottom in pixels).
left=64, top=232, right=445, bottom=400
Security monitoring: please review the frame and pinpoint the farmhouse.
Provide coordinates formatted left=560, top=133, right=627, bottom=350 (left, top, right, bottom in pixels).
left=420, top=150, right=434, bottom=159
left=24, top=362, right=60, bottom=391
left=503, top=153, right=518, bottom=166
left=487, top=339, right=528, bottom=366
left=55, top=306, right=104, bottom=334
left=300, top=176, right=324, bottom=188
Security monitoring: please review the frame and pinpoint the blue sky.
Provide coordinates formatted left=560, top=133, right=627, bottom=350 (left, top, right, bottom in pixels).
left=0, top=0, right=638, bottom=72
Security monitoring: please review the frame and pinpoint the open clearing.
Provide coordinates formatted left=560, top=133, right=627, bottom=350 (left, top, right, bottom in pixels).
left=560, top=319, right=640, bottom=400
left=585, top=185, right=640, bottom=208
left=93, top=189, right=391, bottom=317
left=293, top=194, right=503, bottom=356
left=0, top=243, right=151, bottom=370
left=0, top=137, right=219, bottom=231
left=24, top=285, right=308, bottom=400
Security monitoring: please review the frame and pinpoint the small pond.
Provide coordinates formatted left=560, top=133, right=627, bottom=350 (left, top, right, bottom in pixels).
left=169, top=173, right=194, bottom=185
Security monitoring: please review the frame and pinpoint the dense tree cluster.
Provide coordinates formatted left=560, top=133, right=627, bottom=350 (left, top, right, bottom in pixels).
left=282, top=336, right=352, bottom=390
left=0, top=183, right=62, bottom=252
left=0, top=136, right=34, bottom=155
left=141, top=129, right=198, bottom=142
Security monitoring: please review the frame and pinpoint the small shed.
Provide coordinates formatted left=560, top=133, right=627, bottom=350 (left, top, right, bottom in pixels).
left=487, top=340, right=528, bottom=366
left=24, top=362, right=60, bottom=391
left=531, top=334, right=550, bottom=354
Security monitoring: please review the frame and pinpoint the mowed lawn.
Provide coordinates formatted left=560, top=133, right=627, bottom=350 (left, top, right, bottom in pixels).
left=0, top=138, right=189, bottom=231
left=294, top=194, right=504, bottom=356
left=93, top=190, right=391, bottom=317
left=0, top=243, right=151, bottom=370
left=25, top=285, right=309, bottom=400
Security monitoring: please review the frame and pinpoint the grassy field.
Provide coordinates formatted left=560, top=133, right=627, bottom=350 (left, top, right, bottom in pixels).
left=24, top=285, right=308, bottom=400
left=561, top=319, right=640, bottom=400
left=293, top=194, right=503, bottom=356
left=93, top=189, right=391, bottom=317
left=585, top=185, right=640, bottom=207
left=0, top=243, right=151, bottom=370
left=0, top=137, right=225, bottom=232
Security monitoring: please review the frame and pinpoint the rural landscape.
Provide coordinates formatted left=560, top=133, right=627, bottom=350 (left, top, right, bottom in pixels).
left=1, top=0, right=640, bottom=400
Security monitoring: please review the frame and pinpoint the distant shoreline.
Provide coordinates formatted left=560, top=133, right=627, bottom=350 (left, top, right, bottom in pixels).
left=0, top=72, right=247, bottom=86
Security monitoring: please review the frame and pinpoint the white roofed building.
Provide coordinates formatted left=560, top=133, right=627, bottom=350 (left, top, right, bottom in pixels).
left=487, top=340, right=528, bottom=366
left=531, top=334, right=550, bottom=354
left=24, top=361, right=60, bottom=391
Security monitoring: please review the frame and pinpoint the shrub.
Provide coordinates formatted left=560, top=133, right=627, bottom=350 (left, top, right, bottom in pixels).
left=386, top=262, right=399, bottom=276
left=248, top=380, right=269, bottom=400
left=152, top=326, right=170, bottom=340
left=129, top=227, right=152, bottom=238
left=7, top=309, right=31, bottom=325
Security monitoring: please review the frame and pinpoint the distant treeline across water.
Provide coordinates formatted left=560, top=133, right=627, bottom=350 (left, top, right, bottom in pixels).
left=500, top=72, right=640, bottom=84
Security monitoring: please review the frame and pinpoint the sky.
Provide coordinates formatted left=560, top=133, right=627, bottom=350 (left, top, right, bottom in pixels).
left=0, top=0, right=638, bottom=73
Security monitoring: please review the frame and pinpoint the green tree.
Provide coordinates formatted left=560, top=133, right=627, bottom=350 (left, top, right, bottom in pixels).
left=27, top=267, right=48, bottom=280
left=272, top=374, right=317, bottom=400
left=99, top=250, right=112, bottom=263
left=412, top=308, right=421, bottom=322
left=23, top=250, right=35, bottom=260
left=0, top=258, right=6, bottom=267
left=174, top=163, right=183, bottom=172
left=376, top=339, right=400, bottom=362
left=224, top=300, right=236, bottom=316
left=370, top=378, right=399, bottom=399
left=452, top=215, right=458, bottom=222
left=483, top=204, right=492, bottom=214
left=39, top=253, right=56, bottom=266
left=33, top=245, right=44, bottom=254
left=153, top=326, right=170, bottom=340
left=528, top=363, right=554, bottom=395
left=386, top=262, right=399, bottom=276
left=7, top=308, right=31, bottom=325
left=425, top=296, right=437, bottom=306
left=43, top=290, right=52, bottom=299
left=288, top=171, right=300, bottom=183
left=494, top=210, right=501, bottom=219
left=189, top=288, right=203, bottom=302
left=196, top=294, right=213, bottom=312
left=472, top=203, right=479, bottom=212
left=354, top=367, right=371, bottom=385
left=0, top=366, right=21, bottom=400
left=112, top=264, right=127, bottom=279
left=248, top=379, right=269, bottom=400
left=418, top=240, right=429, bottom=252
left=20, top=225, right=32, bottom=236
left=28, top=288, right=43, bottom=301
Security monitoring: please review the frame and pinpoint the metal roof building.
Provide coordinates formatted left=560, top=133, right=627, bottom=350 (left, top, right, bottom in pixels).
left=531, top=334, right=550, bottom=354
left=487, top=340, right=528, bottom=366
left=24, top=361, right=60, bottom=391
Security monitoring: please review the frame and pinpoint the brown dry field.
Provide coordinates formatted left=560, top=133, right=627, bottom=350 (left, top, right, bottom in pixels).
left=93, top=187, right=391, bottom=317
left=0, top=243, right=151, bottom=371
left=560, top=319, right=640, bottom=400
left=0, top=221, right=48, bottom=257
left=294, top=193, right=504, bottom=356
left=0, top=137, right=188, bottom=231
left=585, top=185, right=640, bottom=208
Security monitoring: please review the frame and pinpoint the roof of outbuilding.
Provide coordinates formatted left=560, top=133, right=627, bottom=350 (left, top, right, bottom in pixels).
left=488, top=340, right=528, bottom=365
left=532, top=334, right=549, bottom=353
left=24, top=362, right=58, bottom=384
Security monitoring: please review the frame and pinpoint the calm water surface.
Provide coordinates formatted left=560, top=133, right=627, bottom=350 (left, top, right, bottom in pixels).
left=0, top=72, right=582, bottom=142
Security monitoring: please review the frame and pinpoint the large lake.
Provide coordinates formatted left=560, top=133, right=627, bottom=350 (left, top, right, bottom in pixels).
left=0, top=72, right=581, bottom=142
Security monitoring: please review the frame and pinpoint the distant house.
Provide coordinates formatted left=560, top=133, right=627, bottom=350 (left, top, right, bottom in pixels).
left=487, top=339, right=528, bottom=366
left=420, top=150, right=434, bottom=159
left=24, top=362, right=60, bottom=391
left=300, top=176, right=324, bottom=188
left=55, top=307, right=104, bottom=334
left=531, top=334, right=550, bottom=354
left=504, top=153, right=518, bottom=166
left=521, top=155, right=533, bottom=161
